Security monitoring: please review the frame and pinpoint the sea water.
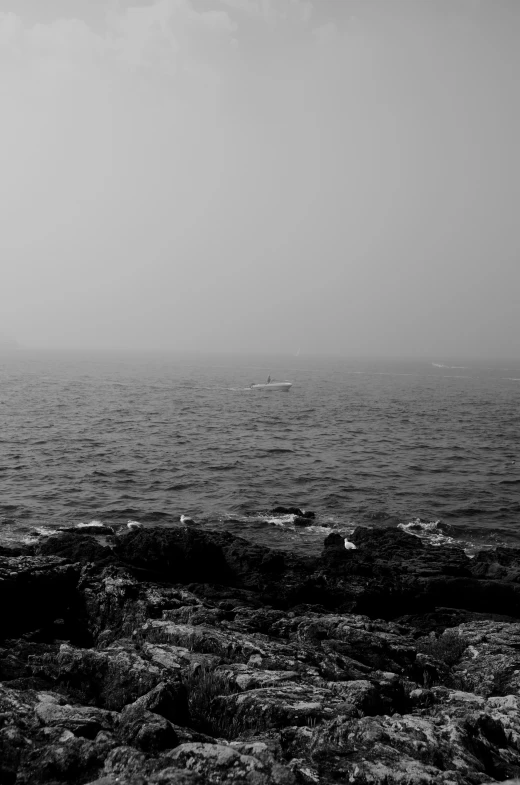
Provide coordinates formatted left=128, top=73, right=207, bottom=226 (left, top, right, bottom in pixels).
left=0, top=350, right=518, bottom=556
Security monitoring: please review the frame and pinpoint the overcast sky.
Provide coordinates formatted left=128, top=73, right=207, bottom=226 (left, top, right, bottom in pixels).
left=1, top=0, right=519, bottom=357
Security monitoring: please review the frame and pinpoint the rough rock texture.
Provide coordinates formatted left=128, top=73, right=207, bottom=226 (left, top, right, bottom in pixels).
left=0, top=554, right=81, bottom=640
left=3, top=525, right=520, bottom=783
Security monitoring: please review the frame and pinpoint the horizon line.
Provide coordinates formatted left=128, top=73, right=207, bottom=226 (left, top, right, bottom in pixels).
left=3, top=345, right=520, bottom=364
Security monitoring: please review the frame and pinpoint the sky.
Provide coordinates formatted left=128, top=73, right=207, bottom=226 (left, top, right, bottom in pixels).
left=0, top=0, right=519, bottom=358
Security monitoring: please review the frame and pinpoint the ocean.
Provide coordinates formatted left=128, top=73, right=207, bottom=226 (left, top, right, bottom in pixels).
left=1, top=350, right=519, bottom=556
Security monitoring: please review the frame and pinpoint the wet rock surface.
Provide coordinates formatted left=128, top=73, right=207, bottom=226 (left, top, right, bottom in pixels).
left=3, top=525, right=520, bottom=783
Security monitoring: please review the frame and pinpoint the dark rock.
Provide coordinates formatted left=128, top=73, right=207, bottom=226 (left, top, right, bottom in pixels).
left=282, top=693, right=520, bottom=784
left=449, top=620, right=520, bottom=697
left=34, top=695, right=116, bottom=739
left=293, top=516, right=313, bottom=527
left=28, top=642, right=177, bottom=710
left=57, top=525, right=115, bottom=536
left=0, top=544, right=34, bottom=557
left=318, top=527, right=520, bottom=620
left=0, top=555, right=81, bottom=641
left=5, top=527, right=520, bottom=783
left=16, top=730, right=115, bottom=785
left=395, top=606, right=519, bottom=636
left=113, top=528, right=235, bottom=584
left=350, top=526, right=425, bottom=555
left=125, top=682, right=189, bottom=727
left=117, top=703, right=179, bottom=753
left=323, top=532, right=345, bottom=551
left=102, top=745, right=149, bottom=779
left=37, top=533, right=113, bottom=565
left=165, top=742, right=295, bottom=784
left=272, top=507, right=315, bottom=519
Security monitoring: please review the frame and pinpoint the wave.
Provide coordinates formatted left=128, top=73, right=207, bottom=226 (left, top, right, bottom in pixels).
left=76, top=520, right=106, bottom=529
left=398, top=518, right=456, bottom=548
left=23, top=526, right=57, bottom=543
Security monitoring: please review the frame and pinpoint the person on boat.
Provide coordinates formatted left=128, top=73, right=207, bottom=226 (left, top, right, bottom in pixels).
left=267, top=375, right=271, bottom=384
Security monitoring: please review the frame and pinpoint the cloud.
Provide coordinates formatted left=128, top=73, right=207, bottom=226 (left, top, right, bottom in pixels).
left=218, top=0, right=312, bottom=25
left=0, top=0, right=238, bottom=91
left=108, top=2, right=180, bottom=75
left=0, top=11, right=22, bottom=47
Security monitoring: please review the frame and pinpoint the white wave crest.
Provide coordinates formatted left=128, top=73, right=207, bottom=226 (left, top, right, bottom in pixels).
left=301, top=525, right=333, bottom=535
left=265, top=514, right=296, bottom=526
left=30, top=526, right=57, bottom=538
left=263, top=514, right=332, bottom=535
left=77, top=520, right=105, bottom=528
left=398, top=518, right=454, bottom=547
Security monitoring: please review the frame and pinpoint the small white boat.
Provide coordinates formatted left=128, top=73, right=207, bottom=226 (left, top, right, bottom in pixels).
left=250, top=382, right=292, bottom=392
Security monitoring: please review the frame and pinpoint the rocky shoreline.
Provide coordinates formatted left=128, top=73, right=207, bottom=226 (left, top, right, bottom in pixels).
left=2, top=524, right=520, bottom=784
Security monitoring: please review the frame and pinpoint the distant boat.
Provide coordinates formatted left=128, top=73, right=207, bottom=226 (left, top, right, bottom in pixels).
left=250, top=381, right=292, bottom=392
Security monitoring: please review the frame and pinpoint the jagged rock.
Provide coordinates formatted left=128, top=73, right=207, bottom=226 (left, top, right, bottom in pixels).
left=141, top=642, right=219, bottom=675
left=140, top=620, right=296, bottom=664
left=270, top=613, right=417, bottom=674
left=349, top=526, right=427, bottom=556
left=86, top=770, right=202, bottom=785
left=0, top=682, right=45, bottom=729
left=88, top=741, right=293, bottom=784
left=217, top=664, right=302, bottom=692
left=228, top=607, right=286, bottom=635
left=37, top=533, right=113, bottom=565
left=117, top=703, right=178, bottom=753
left=0, top=544, right=34, bottom=557
left=449, top=621, right=520, bottom=697
left=0, top=684, right=41, bottom=781
left=395, top=606, right=519, bottom=636
left=28, top=641, right=180, bottom=710
left=321, top=528, right=520, bottom=619
left=0, top=683, right=116, bottom=784
left=15, top=729, right=115, bottom=785
left=282, top=707, right=517, bottom=783
left=469, top=547, right=520, bottom=581
left=103, top=745, right=149, bottom=779
left=57, top=525, right=115, bottom=536
left=0, top=723, right=29, bottom=784
left=127, top=682, right=189, bottom=727
left=293, top=517, right=314, bottom=527
left=213, top=682, right=354, bottom=730
left=166, top=742, right=295, bottom=784
left=5, top=527, right=520, bottom=784
left=113, top=528, right=235, bottom=584
left=0, top=554, right=81, bottom=640
left=35, top=693, right=117, bottom=738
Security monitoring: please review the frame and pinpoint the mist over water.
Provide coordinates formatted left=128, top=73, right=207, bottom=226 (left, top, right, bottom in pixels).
left=1, top=2, right=519, bottom=573
left=1, top=1, right=519, bottom=359
left=1, top=350, right=518, bottom=555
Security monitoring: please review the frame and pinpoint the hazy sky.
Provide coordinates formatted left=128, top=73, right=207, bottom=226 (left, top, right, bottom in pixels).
left=1, top=0, right=519, bottom=357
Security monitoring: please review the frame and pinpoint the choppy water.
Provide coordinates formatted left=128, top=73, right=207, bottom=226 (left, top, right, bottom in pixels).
left=1, top=350, right=519, bottom=556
